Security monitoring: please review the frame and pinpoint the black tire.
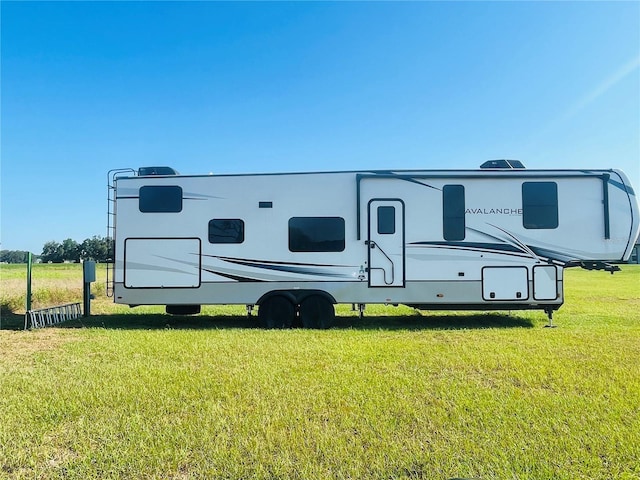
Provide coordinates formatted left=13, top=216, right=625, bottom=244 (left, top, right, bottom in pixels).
left=257, top=296, right=295, bottom=329
left=299, top=295, right=335, bottom=329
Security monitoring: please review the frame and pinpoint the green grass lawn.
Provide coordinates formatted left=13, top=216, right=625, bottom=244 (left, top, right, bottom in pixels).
left=0, top=264, right=639, bottom=479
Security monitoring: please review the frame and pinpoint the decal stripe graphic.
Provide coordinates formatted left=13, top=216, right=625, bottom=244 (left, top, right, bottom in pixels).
left=204, top=255, right=355, bottom=268
left=201, top=268, right=263, bottom=282
left=217, top=258, right=349, bottom=278
left=408, top=241, right=571, bottom=264
left=201, top=256, right=355, bottom=279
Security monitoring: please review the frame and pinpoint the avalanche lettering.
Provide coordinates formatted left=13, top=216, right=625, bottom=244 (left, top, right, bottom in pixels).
left=465, top=208, right=523, bottom=215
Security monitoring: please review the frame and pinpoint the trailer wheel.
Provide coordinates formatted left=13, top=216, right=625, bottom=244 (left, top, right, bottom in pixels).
left=257, top=295, right=295, bottom=329
left=299, top=295, right=335, bottom=329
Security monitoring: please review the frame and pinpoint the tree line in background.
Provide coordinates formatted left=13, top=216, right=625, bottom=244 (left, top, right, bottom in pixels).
left=0, top=236, right=113, bottom=264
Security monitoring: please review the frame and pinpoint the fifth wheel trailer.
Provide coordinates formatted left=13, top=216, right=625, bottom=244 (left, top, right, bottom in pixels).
left=106, top=164, right=639, bottom=328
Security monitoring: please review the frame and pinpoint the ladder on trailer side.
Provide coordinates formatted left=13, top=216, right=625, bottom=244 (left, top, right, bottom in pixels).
left=106, top=169, right=135, bottom=297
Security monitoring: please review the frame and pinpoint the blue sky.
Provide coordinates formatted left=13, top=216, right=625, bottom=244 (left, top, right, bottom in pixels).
left=2, top=1, right=639, bottom=254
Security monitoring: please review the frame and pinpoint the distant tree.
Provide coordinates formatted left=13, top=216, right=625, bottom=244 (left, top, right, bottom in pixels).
left=81, top=236, right=112, bottom=262
left=0, top=250, right=33, bottom=263
left=41, top=241, right=64, bottom=263
left=34, top=236, right=114, bottom=263
left=62, top=238, right=81, bottom=263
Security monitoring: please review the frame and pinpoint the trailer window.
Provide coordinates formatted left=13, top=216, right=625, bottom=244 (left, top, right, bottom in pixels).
left=377, top=206, right=396, bottom=234
left=139, top=186, right=183, bottom=213
left=443, top=185, right=465, bottom=241
left=209, top=219, right=245, bottom=244
left=289, top=217, right=345, bottom=252
left=522, top=182, right=558, bottom=229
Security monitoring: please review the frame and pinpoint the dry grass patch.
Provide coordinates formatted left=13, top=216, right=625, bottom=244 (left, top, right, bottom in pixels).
left=0, top=329, right=78, bottom=369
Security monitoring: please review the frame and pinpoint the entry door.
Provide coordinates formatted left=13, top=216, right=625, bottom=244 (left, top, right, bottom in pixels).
left=368, top=199, right=405, bottom=287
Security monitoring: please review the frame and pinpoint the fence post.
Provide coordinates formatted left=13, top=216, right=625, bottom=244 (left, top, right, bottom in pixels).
left=26, top=252, right=33, bottom=311
left=24, top=253, right=33, bottom=330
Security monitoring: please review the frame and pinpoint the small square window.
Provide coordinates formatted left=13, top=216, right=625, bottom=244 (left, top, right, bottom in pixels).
left=209, top=219, right=245, bottom=244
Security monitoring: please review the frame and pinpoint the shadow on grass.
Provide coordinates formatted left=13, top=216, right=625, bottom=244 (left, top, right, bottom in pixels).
left=334, top=312, right=535, bottom=330
left=0, top=310, right=26, bottom=331
left=32, top=311, right=537, bottom=331
left=60, top=314, right=259, bottom=330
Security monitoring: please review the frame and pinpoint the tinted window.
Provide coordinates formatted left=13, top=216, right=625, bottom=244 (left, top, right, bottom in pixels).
left=377, top=206, right=396, bottom=234
left=289, top=217, right=345, bottom=252
left=139, top=186, right=182, bottom=213
left=443, top=185, right=465, bottom=241
left=522, top=182, right=558, bottom=229
left=209, top=219, right=244, bottom=244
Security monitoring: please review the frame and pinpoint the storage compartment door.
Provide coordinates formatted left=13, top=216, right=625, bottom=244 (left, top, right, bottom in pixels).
left=533, top=265, right=558, bottom=300
left=482, top=266, right=529, bottom=301
left=124, top=238, right=201, bottom=288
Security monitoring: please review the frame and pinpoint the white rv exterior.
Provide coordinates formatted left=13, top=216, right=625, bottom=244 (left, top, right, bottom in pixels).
left=108, top=166, right=639, bottom=328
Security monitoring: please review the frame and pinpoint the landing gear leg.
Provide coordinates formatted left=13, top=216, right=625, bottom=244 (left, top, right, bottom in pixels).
left=543, top=307, right=556, bottom=328
left=246, top=305, right=254, bottom=318
left=358, top=303, right=366, bottom=319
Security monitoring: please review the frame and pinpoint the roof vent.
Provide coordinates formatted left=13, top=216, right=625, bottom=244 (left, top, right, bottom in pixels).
left=138, top=166, right=179, bottom=176
left=480, top=159, right=525, bottom=169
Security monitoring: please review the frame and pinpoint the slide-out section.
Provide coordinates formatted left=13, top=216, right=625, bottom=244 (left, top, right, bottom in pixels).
left=124, top=238, right=201, bottom=288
